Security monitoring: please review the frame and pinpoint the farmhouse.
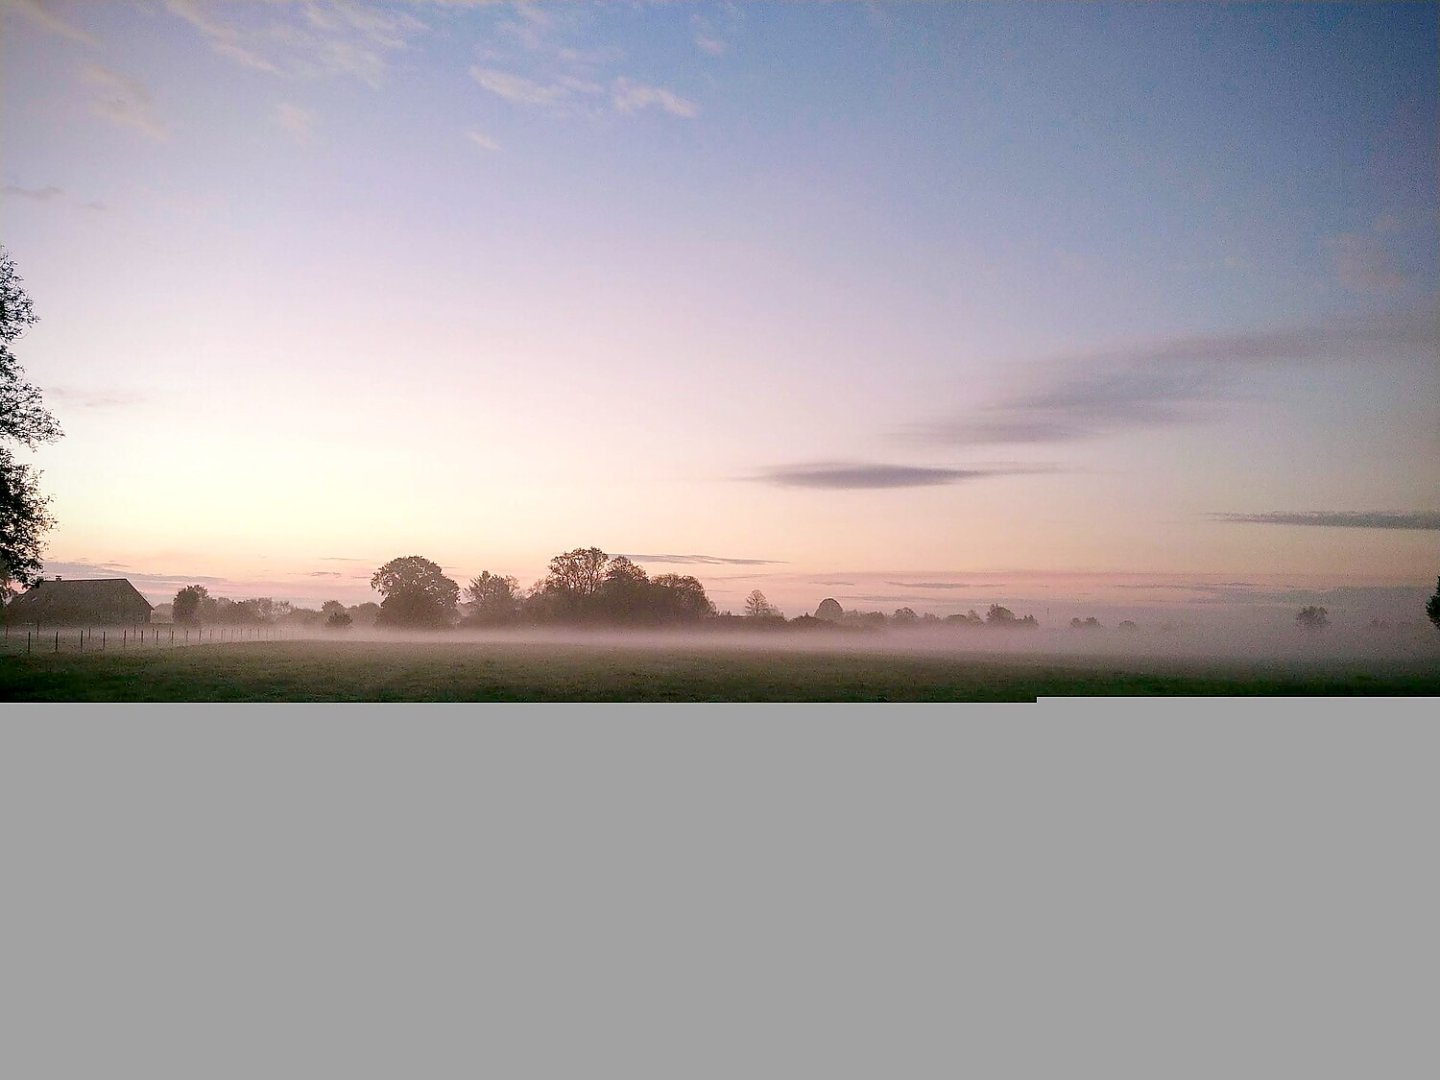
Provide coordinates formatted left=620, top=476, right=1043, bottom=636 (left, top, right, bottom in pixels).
left=4, top=577, right=154, bottom=626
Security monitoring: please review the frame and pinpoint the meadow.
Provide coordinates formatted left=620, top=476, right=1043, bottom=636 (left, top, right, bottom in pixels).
left=1, top=635, right=1437, bottom=702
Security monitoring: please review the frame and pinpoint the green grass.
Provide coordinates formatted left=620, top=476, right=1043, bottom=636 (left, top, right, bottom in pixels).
left=2, top=639, right=1437, bottom=701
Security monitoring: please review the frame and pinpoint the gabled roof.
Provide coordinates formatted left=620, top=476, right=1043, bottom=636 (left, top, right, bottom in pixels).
left=5, top=578, right=154, bottom=618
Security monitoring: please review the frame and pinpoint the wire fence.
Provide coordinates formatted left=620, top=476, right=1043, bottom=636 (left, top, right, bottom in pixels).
left=0, top=623, right=302, bottom=657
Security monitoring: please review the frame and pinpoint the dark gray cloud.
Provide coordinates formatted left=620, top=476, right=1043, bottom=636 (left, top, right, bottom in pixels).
left=623, top=553, right=784, bottom=566
left=758, top=462, right=1053, bottom=490
left=1213, top=511, right=1440, bottom=531
left=911, top=308, right=1436, bottom=447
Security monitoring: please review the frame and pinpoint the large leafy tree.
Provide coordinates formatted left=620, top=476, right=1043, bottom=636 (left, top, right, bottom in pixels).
left=371, top=555, right=460, bottom=629
left=1, top=247, right=62, bottom=594
left=1424, top=577, right=1439, bottom=634
left=173, top=585, right=209, bottom=625
left=464, top=570, right=521, bottom=625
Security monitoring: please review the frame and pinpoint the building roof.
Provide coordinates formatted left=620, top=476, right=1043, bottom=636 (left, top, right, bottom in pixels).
left=5, top=578, right=154, bottom=621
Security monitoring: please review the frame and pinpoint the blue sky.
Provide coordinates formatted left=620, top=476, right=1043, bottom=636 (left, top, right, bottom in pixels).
left=2, top=1, right=1436, bottom=617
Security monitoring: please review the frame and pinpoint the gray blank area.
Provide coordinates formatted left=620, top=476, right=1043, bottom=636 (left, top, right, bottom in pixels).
left=2, top=701, right=1434, bottom=1078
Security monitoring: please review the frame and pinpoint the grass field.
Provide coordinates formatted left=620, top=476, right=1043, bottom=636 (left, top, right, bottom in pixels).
left=2, top=638, right=1438, bottom=701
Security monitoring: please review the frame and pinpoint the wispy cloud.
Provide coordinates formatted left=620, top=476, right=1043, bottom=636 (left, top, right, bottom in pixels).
left=45, top=387, right=144, bottom=408
left=623, top=554, right=784, bottom=566
left=162, top=0, right=429, bottom=82
left=2, top=184, right=63, bottom=201
left=1326, top=232, right=1407, bottom=291
left=83, top=64, right=170, bottom=141
left=464, top=129, right=502, bottom=151
left=470, top=65, right=569, bottom=106
left=612, top=77, right=697, bottom=118
left=757, top=462, right=1054, bottom=490
left=4, top=184, right=110, bottom=213
left=5, top=0, right=98, bottom=45
left=275, top=102, right=317, bottom=144
left=306, top=571, right=343, bottom=577
left=1213, top=511, right=1440, bottom=531
left=883, top=581, right=981, bottom=590
left=911, top=309, right=1437, bottom=447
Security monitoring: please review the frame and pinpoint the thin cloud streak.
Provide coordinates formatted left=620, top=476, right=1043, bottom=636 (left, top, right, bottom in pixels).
left=758, top=462, right=1054, bottom=490
left=2, top=184, right=64, bottom=201
left=1214, top=511, right=1440, bottom=531
left=912, top=309, right=1438, bottom=447
left=612, top=77, right=697, bottom=118
left=6, top=0, right=98, bottom=45
left=275, top=102, right=317, bottom=143
left=83, top=64, right=170, bottom=141
left=623, top=553, right=784, bottom=566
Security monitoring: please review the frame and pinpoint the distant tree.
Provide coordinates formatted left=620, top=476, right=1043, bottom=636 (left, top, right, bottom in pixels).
left=1295, top=605, right=1330, bottom=631
left=1070, top=617, right=1102, bottom=629
left=946, top=609, right=983, bottom=626
left=891, top=607, right=918, bottom=625
left=986, top=604, right=1017, bottom=626
left=348, top=601, right=380, bottom=628
left=173, top=585, right=209, bottom=626
left=815, top=598, right=844, bottom=623
left=1427, top=577, right=1440, bottom=634
left=744, top=590, right=777, bottom=618
left=1118, top=620, right=1138, bottom=631
left=596, top=557, right=651, bottom=622
left=371, top=555, right=460, bottom=629
left=1, top=248, right=62, bottom=591
left=465, top=570, right=522, bottom=625
left=650, top=573, right=716, bottom=622
left=541, top=547, right=609, bottom=601
left=321, top=600, right=346, bottom=616
left=325, top=609, right=353, bottom=630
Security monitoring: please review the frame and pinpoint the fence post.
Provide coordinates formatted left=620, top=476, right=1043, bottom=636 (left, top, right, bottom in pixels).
left=54, top=631, right=59, bottom=653
left=103, top=630, right=106, bottom=650
left=27, top=631, right=32, bottom=654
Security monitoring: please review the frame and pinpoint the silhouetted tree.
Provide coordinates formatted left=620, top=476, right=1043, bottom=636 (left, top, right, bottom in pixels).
left=1425, top=577, right=1440, bottom=634
left=650, top=573, right=716, bottom=621
left=596, top=557, right=652, bottom=622
left=173, top=585, right=209, bottom=626
left=465, top=571, right=522, bottom=625
left=986, top=604, right=1017, bottom=625
left=891, top=607, right=918, bottom=625
left=348, top=601, right=381, bottom=627
left=1118, top=620, right=1138, bottom=631
left=326, top=609, right=353, bottom=630
left=1, top=247, right=62, bottom=590
left=1070, top=617, right=1102, bottom=629
left=945, top=609, right=983, bottom=626
left=744, top=590, right=777, bottom=618
left=542, top=547, right=609, bottom=600
left=815, top=598, right=844, bottom=622
left=371, top=555, right=460, bottom=629
left=1295, top=605, right=1330, bottom=631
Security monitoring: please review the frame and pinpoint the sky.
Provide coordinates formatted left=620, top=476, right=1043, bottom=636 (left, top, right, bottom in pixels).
left=2, top=0, right=1437, bottom=621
